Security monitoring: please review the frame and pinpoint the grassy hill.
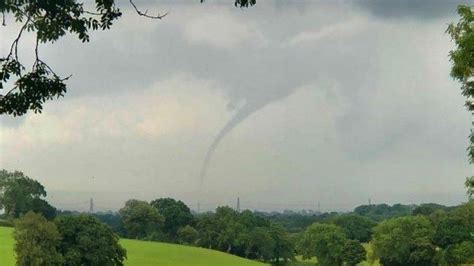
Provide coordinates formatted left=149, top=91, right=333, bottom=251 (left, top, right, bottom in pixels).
left=0, top=226, right=14, bottom=266
left=121, top=239, right=266, bottom=266
left=0, top=227, right=266, bottom=266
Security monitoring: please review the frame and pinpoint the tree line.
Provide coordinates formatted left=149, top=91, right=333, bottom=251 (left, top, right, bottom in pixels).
left=1, top=169, right=473, bottom=265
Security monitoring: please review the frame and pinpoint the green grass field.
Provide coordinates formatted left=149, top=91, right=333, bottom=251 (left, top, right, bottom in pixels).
left=0, top=226, right=265, bottom=266
left=121, top=239, right=266, bottom=266
left=0, top=226, right=15, bottom=266
left=0, top=226, right=380, bottom=266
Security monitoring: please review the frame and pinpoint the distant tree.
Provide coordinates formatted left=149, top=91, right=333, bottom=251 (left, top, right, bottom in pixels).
left=150, top=198, right=193, bottom=240
left=14, top=212, right=63, bottom=266
left=413, top=203, right=449, bottom=216
left=239, top=209, right=270, bottom=229
left=331, top=214, right=375, bottom=242
left=119, top=199, right=164, bottom=239
left=177, top=225, right=199, bottom=245
left=353, top=203, right=413, bottom=221
left=0, top=1, right=256, bottom=116
left=447, top=5, right=474, bottom=165
left=428, top=209, right=448, bottom=227
left=55, top=215, right=126, bottom=265
left=258, top=211, right=338, bottom=233
left=299, top=223, right=347, bottom=266
left=92, top=212, right=126, bottom=236
left=372, top=216, right=437, bottom=266
left=342, top=239, right=366, bottom=266
left=0, top=169, right=54, bottom=218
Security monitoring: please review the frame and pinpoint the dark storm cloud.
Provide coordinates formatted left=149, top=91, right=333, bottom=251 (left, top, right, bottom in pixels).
left=355, top=0, right=467, bottom=20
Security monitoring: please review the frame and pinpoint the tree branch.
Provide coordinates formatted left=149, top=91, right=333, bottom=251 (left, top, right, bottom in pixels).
left=129, top=0, right=168, bottom=19
left=8, top=16, right=30, bottom=61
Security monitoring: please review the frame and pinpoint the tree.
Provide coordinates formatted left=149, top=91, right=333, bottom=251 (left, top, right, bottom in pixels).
left=443, top=241, right=474, bottom=265
left=14, top=212, right=63, bottom=266
left=0, top=169, right=52, bottom=218
left=194, top=207, right=294, bottom=263
left=243, top=227, right=275, bottom=261
left=196, top=212, right=219, bottom=249
left=447, top=5, right=474, bottom=165
left=412, top=203, right=449, bottom=216
left=299, top=223, right=347, bottom=266
left=30, top=197, right=57, bottom=220
left=119, top=199, right=164, bottom=239
left=150, top=198, right=193, bottom=240
left=0, top=1, right=256, bottom=116
left=433, top=201, right=474, bottom=248
left=372, top=216, right=437, bottom=266
left=55, top=215, right=126, bottom=265
left=177, top=225, right=199, bottom=245
left=214, top=206, right=244, bottom=253
left=93, top=212, right=127, bottom=237
left=353, top=203, right=413, bottom=221
left=331, top=214, right=375, bottom=242
left=342, top=239, right=366, bottom=266
left=267, top=224, right=295, bottom=265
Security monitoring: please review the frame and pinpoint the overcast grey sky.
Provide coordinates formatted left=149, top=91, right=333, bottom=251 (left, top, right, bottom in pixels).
left=1, top=0, right=473, bottom=212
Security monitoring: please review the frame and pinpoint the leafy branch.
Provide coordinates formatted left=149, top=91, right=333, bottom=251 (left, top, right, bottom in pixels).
left=0, top=0, right=256, bottom=116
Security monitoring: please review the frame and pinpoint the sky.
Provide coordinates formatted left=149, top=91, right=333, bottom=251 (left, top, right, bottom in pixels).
left=1, top=0, right=473, bottom=212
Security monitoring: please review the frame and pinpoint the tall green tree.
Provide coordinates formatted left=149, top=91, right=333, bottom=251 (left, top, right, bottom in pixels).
left=196, top=212, right=219, bottom=249
left=0, top=169, right=55, bottom=218
left=372, top=216, right=437, bottom=266
left=150, top=198, right=193, bottom=240
left=177, top=225, right=199, bottom=245
left=214, top=206, right=244, bottom=253
left=30, top=198, right=57, bottom=220
left=119, top=199, right=164, bottom=239
left=447, top=5, right=474, bottom=197
left=0, top=1, right=255, bottom=116
left=243, top=227, right=275, bottom=261
left=268, top=224, right=295, bottom=265
left=299, top=223, right=347, bottom=266
left=443, top=241, right=474, bottom=265
left=342, top=239, right=366, bottom=266
left=14, top=212, right=63, bottom=266
left=434, top=201, right=474, bottom=249
left=330, top=214, right=375, bottom=242
left=55, top=215, right=126, bottom=266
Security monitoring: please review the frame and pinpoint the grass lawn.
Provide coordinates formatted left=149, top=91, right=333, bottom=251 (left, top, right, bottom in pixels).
left=121, top=239, right=266, bottom=266
left=0, top=226, right=265, bottom=266
left=0, top=226, right=15, bottom=266
left=1, top=226, right=381, bottom=266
